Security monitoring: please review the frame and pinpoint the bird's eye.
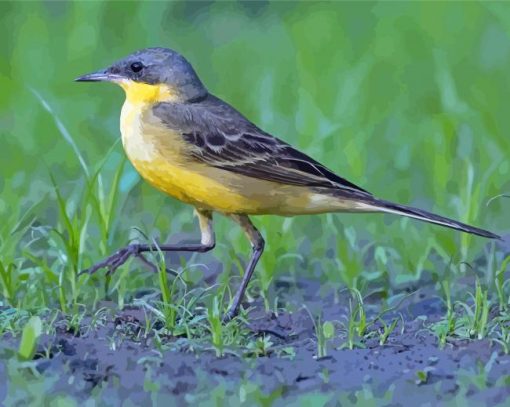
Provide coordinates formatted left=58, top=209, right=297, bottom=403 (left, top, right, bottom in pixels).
left=130, top=62, right=144, bottom=73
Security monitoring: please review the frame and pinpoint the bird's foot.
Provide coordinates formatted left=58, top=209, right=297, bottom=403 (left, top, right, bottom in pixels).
left=80, top=243, right=142, bottom=276
left=222, top=305, right=240, bottom=323
left=222, top=311, right=235, bottom=324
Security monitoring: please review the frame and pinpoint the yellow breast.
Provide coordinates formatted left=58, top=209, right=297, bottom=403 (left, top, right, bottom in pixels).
left=120, top=103, right=196, bottom=205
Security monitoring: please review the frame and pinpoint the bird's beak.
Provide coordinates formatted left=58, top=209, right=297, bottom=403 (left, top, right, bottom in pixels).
left=75, top=68, right=124, bottom=82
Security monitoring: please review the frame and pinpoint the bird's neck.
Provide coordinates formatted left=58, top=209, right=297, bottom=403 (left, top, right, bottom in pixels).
left=118, top=80, right=179, bottom=104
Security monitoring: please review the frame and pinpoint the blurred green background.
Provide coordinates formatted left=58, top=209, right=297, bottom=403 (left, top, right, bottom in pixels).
left=0, top=1, right=508, bottom=310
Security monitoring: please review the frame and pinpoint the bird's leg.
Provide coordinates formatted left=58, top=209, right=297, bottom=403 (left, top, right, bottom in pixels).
left=223, top=214, right=265, bottom=322
left=81, top=210, right=215, bottom=276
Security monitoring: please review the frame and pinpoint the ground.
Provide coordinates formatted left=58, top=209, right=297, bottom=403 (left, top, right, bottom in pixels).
left=2, top=271, right=509, bottom=406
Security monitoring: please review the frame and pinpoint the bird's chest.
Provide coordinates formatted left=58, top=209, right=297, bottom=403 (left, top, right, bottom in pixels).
left=119, top=100, right=202, bottom=204
left=120, top=100, right=158, bottom=162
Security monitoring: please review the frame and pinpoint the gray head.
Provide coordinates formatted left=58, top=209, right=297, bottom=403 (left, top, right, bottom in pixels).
left=76, top=47, right=208, bottom=102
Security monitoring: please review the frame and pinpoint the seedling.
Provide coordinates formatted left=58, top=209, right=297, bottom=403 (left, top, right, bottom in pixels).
left=493, top=323, right=510, bottom=354
left=0, top=261, right=17, bottom=307
left=317, top=320, right=335, bottom=358
left=415, top=368, right=434, bottom=385
left=18, top=316, right=42, bottom=361
left=246, top=335, right=274, bottom=357
left=65, top=310, right=85, bottom=336
left=274, top=346, right=296, bottom=360
left=456, top=279, right=490, bottom=340
left=442, top=279, right=455, bottom=336
left=495, top=255, right=510, bottom=313
left=314, top=318, right=335, bottom=358
left=378, top=317, right=400, bottom=346
left=207, top=296, right=224, bottom=357
left=340, top=288, right=367, bottom=350
left=302, top=305, right=336, bottom=358
left=432, top=279, right=456, bottom=348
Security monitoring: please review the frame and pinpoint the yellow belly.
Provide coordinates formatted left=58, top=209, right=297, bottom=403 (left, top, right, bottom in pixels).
left=119, top=99, right=370, bottom=215
left=129, top=157, right=279, bottom=213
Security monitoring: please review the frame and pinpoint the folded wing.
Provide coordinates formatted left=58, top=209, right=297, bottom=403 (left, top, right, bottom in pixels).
left=153, top=95, right=371, bottom=199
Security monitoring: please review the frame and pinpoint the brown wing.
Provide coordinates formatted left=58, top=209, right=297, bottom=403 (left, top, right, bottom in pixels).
left=153, top=95, right=372, bottom=197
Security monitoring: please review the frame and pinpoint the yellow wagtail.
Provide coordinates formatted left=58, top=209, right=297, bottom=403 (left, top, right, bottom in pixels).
left=76, top=47, right=499, bottom=321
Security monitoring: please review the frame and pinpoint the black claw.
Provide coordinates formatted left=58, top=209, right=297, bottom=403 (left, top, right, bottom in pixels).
left=222, top=311, right=236, bottom=323
left=82, top=244, right=142, bottom=276
left=80, top=242, right=210, bottom=277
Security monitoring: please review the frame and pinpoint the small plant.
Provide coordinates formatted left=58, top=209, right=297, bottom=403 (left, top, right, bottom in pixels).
left=493, top=322, right=510, bottom=354
left=432, top=279, right=456, bottom=348
left=0, top=198, right=40, bottom=309
left=246, top=335, right=274, bottom=357
left=492, top=326, right=510, bottom=355
left=274, top=346, right=296, bottom=360
left=378, top=317, right=400, bottom=346
left=139, top=242, right=208, bottom=337
left=18, top=316, right=42, bottom=361
left=207, top=296, right=224, bottom=357
left=0, top=309, right=30, bottom=337
left=431, top=320, right=450, bottom=349
left=313, top=318, right=336, bottom=358
left=443, top=279, right=455, bottom=335
left=415, top=368, right=433, bottom=385
left=457, top=352, right=498, bottom=391
left=0, top=260, right=17, bottom=306
left=341, top=288, right=367, bottom=350
left=50, top=173, right=91, bottom=313
left=303, top=306, right=336, bottom=358
left=153, top=243, right=180, bottom=333
left=495, top=255, right=510, bottom=313
left=65, top=311, right=84, bottom=336
left=457, top=279, right=490, bottom=340
left=429, top=275, right=509, bottom=346
left=317, top=320, right=335, bottom=358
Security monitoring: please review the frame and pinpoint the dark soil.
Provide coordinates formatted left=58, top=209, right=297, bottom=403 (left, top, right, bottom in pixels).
left=2, top=279, right=510, bottom=406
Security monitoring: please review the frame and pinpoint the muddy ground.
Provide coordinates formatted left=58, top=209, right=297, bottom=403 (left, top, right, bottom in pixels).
left=1, top=278, right=510, bottom=406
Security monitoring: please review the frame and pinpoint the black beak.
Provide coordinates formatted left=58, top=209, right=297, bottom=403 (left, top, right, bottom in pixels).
left=75, top=68, right=123, bottom=82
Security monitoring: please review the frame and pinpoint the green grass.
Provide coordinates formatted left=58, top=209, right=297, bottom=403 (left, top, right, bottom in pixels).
left=1, top=0, right=510, bottom=404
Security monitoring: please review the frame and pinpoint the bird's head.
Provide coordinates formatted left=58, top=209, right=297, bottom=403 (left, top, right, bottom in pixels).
left=75, top=47, right=207, bottom=103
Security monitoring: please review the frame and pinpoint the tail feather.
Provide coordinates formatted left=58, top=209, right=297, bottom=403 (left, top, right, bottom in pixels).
left=368, top=198, right=500, bottom=240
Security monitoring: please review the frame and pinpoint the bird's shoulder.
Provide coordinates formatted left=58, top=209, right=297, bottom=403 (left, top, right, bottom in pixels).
left=152, top=93, right=260, bottom=134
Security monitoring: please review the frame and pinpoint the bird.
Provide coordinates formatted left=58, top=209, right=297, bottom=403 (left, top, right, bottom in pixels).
left=76, top=47, right=499, bottom=321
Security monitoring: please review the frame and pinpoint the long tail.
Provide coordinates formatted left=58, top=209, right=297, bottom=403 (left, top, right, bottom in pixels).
left=365, top=198, right=500, bottom=239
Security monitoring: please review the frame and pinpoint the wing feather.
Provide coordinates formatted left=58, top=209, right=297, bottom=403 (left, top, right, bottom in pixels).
left=153, top=96, right=371, bottom=197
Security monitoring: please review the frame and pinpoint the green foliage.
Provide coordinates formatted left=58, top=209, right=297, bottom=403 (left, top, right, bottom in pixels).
left=315, top=320, right=335, bottom=359
left=378, top=317, right=400, bottom=346
left=246, top=335, right=274, bottom=358
left=340, top=288, right=368, bottom=350
left=495, top=255, right=510, bottom=312
left=303, top=305, right=336, bottom=358
left=207, top=295, right=224, bottom=357
left=434, top=279, right=456, bottom=348
left=0, top=261, right=16, bottom=306
left=415, top=368, right=433, bottom=386
left=430, top=262, right=510, bottom=347
left=18, top=316, right=42, bottom=360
